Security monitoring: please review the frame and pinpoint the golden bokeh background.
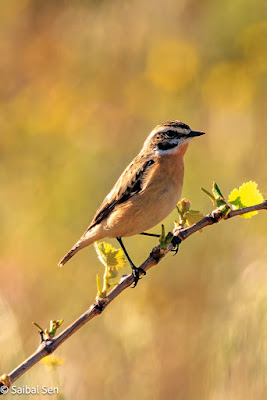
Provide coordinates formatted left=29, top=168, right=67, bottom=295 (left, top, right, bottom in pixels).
left=0, top=1, right=266, bottom=399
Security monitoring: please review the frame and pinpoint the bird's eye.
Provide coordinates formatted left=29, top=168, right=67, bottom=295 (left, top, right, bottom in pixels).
left=165, top=130, right=177, bottom=138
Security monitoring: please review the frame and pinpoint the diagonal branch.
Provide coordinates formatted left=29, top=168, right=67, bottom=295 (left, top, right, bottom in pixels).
left=1, top=200, right=266, bottom=391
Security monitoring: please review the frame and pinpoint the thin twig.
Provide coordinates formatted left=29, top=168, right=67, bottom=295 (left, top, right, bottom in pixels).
left=1, top=200, right=266, bottom=391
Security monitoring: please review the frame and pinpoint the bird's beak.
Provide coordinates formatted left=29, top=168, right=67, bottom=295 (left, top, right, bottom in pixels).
left=188, top=130, right=205, bottom=138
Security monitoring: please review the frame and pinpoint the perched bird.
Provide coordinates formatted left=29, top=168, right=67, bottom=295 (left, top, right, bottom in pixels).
left=58, top=120, right=205, bottom=284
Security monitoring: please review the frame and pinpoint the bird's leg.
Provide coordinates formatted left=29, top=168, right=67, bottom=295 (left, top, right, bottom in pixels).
left=171, top=236, right=181, bottom=255
left=116, top=237, right=135, bottom=269
left=116, top=237, right=146, bottom=287
left=139, top=232, right=160, bottom=238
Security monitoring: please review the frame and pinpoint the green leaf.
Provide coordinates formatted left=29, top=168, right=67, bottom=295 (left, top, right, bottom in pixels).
left=212, top=182, right=227, bottom=206
left=228, top=181, right=264, bottom=219
left=49, top=320, right=64, bottom=336
left=201, top=187, right=216, bottom=205
left=94, top=242, right=126, bottom=270
left=212, top=182, right=224, bottom=200
left=184, top=210, right=204, bottom=227
left=159, top=224, right=166, bottom=249
left=159, top=225, right=173, bottom=249
left=202, top=183, right=226, bottom=207
left=95, top=242, right=126, bottom=297
left=33, top=320, right=64, bottom=340
left=32, top=322, right=44, bottom=332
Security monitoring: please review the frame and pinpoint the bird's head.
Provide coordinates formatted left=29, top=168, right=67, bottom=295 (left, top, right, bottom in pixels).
left=144, top=120, right=205, bottom=155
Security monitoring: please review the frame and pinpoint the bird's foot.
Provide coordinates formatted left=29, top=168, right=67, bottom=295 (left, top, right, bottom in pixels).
left=116, top=236, right=146, bottom=287
left=131, top=266, right=146, bottom=288
left=171, top=236, right=181, bottom=255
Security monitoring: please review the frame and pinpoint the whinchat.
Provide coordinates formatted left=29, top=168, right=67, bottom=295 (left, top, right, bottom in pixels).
left=58, top=121, right=205, bottom=284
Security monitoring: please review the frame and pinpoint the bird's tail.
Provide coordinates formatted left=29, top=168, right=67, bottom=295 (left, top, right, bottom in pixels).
left=58, top=227, right=102, bottom=267
left=58, top=240, right=85, bottom=267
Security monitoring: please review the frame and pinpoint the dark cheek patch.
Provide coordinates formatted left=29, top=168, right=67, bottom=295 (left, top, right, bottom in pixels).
left=158, top=141, right=178, bottom=151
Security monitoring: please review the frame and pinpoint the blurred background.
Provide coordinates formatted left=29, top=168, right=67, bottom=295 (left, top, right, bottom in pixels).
left=0, top=0, right=266, bottom=399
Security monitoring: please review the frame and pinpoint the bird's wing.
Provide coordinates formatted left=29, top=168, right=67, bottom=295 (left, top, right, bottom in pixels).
left=86, top=153, right=155, bottom=231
